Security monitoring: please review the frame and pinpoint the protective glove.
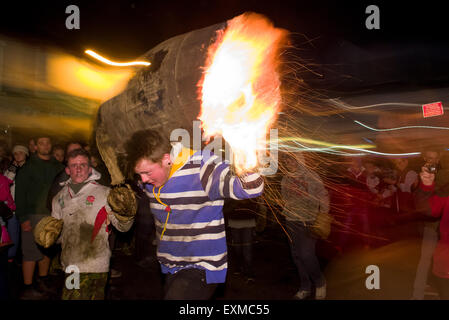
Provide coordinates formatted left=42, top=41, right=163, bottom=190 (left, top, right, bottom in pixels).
left=107, top=184, right=137, bottom=223
left=34, top=216, right=63, bottom=248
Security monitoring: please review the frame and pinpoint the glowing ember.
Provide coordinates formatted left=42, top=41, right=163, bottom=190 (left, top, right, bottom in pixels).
left=198, top=12, right=288, bottom=173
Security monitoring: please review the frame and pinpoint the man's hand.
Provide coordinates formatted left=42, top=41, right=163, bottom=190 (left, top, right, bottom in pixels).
left=420, top=166, right=435, bottom=186
left=21, top=220, right=32, bottom=232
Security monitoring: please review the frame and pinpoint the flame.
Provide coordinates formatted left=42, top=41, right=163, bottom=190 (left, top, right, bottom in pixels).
left=198, top=12, right=288, bottom=173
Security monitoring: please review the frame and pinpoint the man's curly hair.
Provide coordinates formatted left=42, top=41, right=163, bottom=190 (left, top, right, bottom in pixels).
left=125, top=129, right=172, bottom=175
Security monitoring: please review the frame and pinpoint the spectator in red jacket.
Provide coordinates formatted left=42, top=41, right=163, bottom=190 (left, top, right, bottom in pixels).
left=411, top=149, right=442, bottom=299
left=415, top=164, right=449, bottom=299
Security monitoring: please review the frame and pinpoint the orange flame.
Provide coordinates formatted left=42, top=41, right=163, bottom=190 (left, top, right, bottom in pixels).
left=198, top=12, right=288, bottom=173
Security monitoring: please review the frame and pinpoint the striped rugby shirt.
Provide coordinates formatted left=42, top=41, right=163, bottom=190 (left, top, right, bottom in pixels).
left=143, top=149, right=264, bottom=283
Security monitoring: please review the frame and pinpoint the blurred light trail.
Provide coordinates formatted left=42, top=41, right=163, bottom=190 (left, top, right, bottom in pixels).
left=274, top=137, right=421, bottom=157
left=48, top=53, right=133, bottom=101
left=278, top=136, right=374, bottom=149
left=362, top=137, right=375, bottom=144
left=85, top=49, right=151, bottom=67
left=333, top=147, right=420, bottom=157
left=276, top=141, right=365, bottom=156
left=329, top=98, right=422, bottom=110
left=354, top=120, right=449, bottom=132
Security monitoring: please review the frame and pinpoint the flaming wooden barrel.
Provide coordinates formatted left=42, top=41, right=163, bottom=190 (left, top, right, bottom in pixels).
left=95, top=22, right=226, bottom=184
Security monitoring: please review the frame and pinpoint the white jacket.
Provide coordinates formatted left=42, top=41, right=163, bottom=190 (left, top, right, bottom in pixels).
left=52, top=169, right=133, bottom=273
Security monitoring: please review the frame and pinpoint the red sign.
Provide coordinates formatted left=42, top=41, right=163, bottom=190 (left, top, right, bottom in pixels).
left=422, top=102, right=444, bottom=118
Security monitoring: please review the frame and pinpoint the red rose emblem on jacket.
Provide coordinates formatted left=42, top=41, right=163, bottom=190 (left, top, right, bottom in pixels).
left=86, top=195, right=95, bottom=204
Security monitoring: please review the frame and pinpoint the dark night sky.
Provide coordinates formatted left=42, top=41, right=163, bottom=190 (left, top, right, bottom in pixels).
left=1, top=0, right=449, bottom=90
left=1, top=1, right=448, bottom=55
left=1, top=1, right=448, bottom=150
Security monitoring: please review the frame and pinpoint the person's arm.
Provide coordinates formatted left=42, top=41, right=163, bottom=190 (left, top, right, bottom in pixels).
left=281, top=175, right=299, bottom=201
left=303, top=170, right=329, bottom=214
left=366, top=176, right=380, bottom=194
left=314, top=177, right=330, bottom=214
left=0, top=175, right=15, bottom=211
left=200, top=152, right=264, bottom=201
left=399, top=170, right=418, bottom=193
left=3, top=165, right=16, bottom=181
left=106, top=203, right=134, bottom=232
left=51, top=194, right=62, bottom=220
left=51, top=194, right=64, bottom=244
left=14, top=166, right=30, bottom=226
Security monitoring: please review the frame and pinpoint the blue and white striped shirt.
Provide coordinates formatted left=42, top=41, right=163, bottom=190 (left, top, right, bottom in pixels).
left=144, top=149, right=264, bottom=283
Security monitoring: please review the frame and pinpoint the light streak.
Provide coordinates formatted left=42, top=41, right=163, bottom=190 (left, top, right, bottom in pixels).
left=329, top=98, right=422, bottom=110
left=354, top=120, right=449, bottom=132
left=47, top=52, right=133, bottom=101
left=362, top=137, right=375, bottom=144
left=273, top=137, right=421, bottom=157
left=333, top=147, right=420, bottom=157
left=84, top=50, right=151, bottom=67
left=276, top=142, right=365, bottom=156
left=277, top=136, right=374, bottom=149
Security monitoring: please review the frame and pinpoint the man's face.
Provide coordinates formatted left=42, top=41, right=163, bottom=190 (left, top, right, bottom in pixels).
left=364, top=162, right=377, bottom=175
left=36, top=138, right=52, bottom=156
left=423, top=151, right=440, bottom=166
left=393, top=158, right=408, bottom=171
left=13, top=151, right=26, bottom=163
left=284, top=157, right=297, bottom=172
left=284, top=154, right=304, bottom=173
left=28, top=139, right=37, bottom=153
left=134, top=156, right=171, bottom=187
left=53, top=149, right=64, bottom=163
left=66, top=155, right=92, bottom=184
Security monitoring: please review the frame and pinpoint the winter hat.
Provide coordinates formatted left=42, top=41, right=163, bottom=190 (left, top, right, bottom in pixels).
left=12, top=145, right=29, bottom=156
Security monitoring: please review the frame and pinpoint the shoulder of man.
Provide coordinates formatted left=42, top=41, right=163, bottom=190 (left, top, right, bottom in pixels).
left=87, top=181, right=110, bottom=194
left=53, top=185, right=68, bottom=204
left=15, top=159, right=33, bottom=178
left=199, top=149, right=217, bottom=164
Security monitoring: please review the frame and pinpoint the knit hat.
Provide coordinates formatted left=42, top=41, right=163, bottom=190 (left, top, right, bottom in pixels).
left=12, top=145, right=29, bottom=156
